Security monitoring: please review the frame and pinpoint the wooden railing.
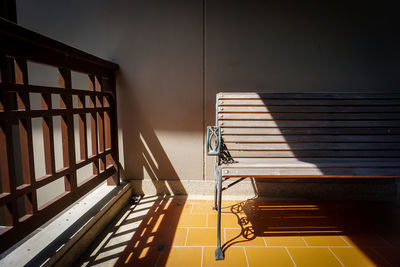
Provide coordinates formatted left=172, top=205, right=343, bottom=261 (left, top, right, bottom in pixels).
left=0, top=18, right=119, bottom=253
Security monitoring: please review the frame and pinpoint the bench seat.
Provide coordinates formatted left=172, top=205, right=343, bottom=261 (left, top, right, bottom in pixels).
left=206, top=92, right=400, bottom=260
left=221, top=160, right=400, bottom=177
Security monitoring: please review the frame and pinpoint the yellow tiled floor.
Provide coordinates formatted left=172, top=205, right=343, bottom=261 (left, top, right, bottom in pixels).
left=109, top=197, right=400, bottom=267
left=288, top=247, right=342, bottom=267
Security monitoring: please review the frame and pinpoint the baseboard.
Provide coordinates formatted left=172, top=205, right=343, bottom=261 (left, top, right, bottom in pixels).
left=128, top=178, right=398, bottom=201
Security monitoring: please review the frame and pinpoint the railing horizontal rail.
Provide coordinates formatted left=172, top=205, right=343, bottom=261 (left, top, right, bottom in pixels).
left=0, top=107, right=112, bottom=120
left=0, top=18, right=119, bottom=253
left=1, top=83, right=114, bottom=96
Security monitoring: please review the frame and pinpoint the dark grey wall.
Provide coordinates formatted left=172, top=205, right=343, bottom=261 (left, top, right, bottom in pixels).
left=17, top=1, right=400, bottom=186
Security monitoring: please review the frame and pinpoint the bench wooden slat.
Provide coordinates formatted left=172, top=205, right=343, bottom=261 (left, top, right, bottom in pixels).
left=220, top=167, right=400, bottom=177
left=218, top=106, right=400, bottom=113
left=218, top=99, right=400, bottom=106
left=221, top=128, right=399, bottom=135
left=230, top=157, right=400, bottom=164
left=218, top=92, right=400, bottom=99
left=222, top=161, right=400, bottom=168
left=219, top=113, right=400, bottom=120
left=228, top=151, right=400, bottom=158
left=222, top=135, right=400, bottom=143
left=225, top=143, right=400, bottom=151
left=219, top=120, right=400, bottom=128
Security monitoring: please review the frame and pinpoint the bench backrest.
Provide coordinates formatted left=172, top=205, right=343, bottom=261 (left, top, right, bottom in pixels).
left=216, top=92, right=400, bottom=162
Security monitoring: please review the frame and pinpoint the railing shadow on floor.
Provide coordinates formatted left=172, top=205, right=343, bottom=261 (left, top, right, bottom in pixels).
left=114, top=195, right=187, bottom=267
left=76, top=195, right=187, bottom=267
left=75, top=73, right=189, bottom=266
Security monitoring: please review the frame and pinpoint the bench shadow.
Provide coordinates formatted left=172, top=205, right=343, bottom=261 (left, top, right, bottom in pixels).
left=221, top=199, right=400, bottom=266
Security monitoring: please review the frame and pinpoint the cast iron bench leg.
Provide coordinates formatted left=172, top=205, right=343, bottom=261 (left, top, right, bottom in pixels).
left=212, top=168, right=219, bottom=210
left=215, top=169, right=224, bottom=260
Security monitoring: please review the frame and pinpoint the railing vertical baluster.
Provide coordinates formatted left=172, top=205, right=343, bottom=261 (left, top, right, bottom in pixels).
left=1, top=56, right=18, bottom=227
left=103, top=75, right=119, bottom=185
left=58, top=68, right=77, bottom=191
left=89, top=75, right=99, bottom=175
left=77, top=93, right=87, bottom=161
left=95, top=76, right=105, bottom=172
left=14, top=58, right=36, bottom=216
left=41, top=92, right=55, bottom=175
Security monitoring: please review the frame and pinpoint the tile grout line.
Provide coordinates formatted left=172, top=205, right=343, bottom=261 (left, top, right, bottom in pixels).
left=184, top=228, right=189, bottom=246
left=201, top=247, right=204, bottom=267
left=243, top=247, right=250, bottom=267
left=339, top=236, right=352, bottom=247
left=328, top=247, right=345, bottom=267
left=224, top=228, right=226, bottom=245
left=300, top=236, right=309, bottom=247
left=370, top=247, right=395, bottom=267
left=262, top=236, right=268, bottom=247
left=177, top=226, right=219, bottom=229
left=285, top=247, right=297, bottom=267
left=154, top=250, right=162, bottom=267
left=376, top=234, right=393, bottom=247
left=171, top=245, right=370, bottom=248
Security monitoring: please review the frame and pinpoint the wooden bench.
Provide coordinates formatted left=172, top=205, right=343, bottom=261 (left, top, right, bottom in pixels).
left=206, top=92, right=400, bottom=260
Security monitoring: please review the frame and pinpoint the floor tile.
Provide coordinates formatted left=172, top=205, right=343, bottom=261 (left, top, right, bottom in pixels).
left=341, top=234, right=391, bottom=247
left=177, top=214, right=207, bottom=227
left=379, top=232, right=400, bottom=247
left=225, top=228, right=266, bottom=247
left=203, top=247, right=247, bottom=267
left=265, top=236, right=307, bottom=247
left=331, top=247, right=389, bottom=267
left=146, top=227, right=187, bottom=247
left=186, top=228, right=223, bottom=246
left=118, top=246, right=160, bottom=266
left=157, top=247, right=202, bottom=267
left=288, top=248, right=342, bottom=267
left=86, top=198, right=400, bottom=267
left=245, top=247, right=294, bottom=267
left=164, top=202, right=192, bottom=213
left=208, top=213, right=241, bottom=228
left=302, top=235, right=348, bottom=246
left=373, top=247, right=400, bottom=267
left=192, top=203, right=215, bottom=214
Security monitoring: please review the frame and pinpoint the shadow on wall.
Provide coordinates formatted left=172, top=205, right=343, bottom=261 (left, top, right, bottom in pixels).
left=259, top=95, right=398, bottom=199
left=117, top=74, right=186, bottom=196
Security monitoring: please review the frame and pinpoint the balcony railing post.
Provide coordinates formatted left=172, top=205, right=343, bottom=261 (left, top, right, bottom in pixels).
left=58, top=67, right=77, bottom=191
left=0, top=55, right=19, bottom=228
left=102, top=75, right=119, bottom=186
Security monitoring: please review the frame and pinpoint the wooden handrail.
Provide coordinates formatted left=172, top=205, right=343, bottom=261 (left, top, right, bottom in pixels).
left=0, top=18, right=118, bottom=72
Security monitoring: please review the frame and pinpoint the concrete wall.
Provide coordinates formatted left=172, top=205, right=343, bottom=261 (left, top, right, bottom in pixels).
left=17, top=0, right=400, bottom=197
